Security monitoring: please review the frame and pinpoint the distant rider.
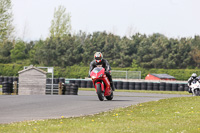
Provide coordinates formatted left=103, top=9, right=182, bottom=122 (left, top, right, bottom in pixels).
left=88, top=52, right=115, bottom=91
left=188, top=73, right=199, bottom=93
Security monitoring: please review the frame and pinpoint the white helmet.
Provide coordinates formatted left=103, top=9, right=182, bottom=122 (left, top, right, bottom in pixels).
left=192, top=73, right=197, bottom=78
left=94, top=52, right=103, bottom=63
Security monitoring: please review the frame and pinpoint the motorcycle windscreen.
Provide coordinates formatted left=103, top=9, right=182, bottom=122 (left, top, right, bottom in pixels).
left=92, top=67, right=103, bottom=73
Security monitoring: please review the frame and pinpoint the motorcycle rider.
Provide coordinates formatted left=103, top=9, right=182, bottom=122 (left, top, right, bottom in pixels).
left=188, top=73, right=199, bottom=93
left=88, top=52, right=115, bottom=91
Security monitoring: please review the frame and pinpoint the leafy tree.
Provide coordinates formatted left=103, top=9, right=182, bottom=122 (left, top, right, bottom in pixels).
left=10, top=40, right=26, bottom=61
left=191, top=49, right=200, bottom=67
left=0, top=0, right=14, bottom=42
left=0, top=41, right=13, bottom=63
left=29, top=40, right=45, bottom=65
left=49, top=5, right=71, bottom=38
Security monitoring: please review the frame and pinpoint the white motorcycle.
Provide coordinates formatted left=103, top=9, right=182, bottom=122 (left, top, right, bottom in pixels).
left=190, top=81, right=200, bottom=96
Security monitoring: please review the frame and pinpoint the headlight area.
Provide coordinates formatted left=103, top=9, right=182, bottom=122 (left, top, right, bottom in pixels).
left=91, top=76, right=96, bottom=80
left=98, top=74, right=103, bottom=78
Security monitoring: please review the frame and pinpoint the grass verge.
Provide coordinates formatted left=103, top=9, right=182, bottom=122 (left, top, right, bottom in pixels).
left=0, top=96, right=199, bottom=133
left=79, top=88, right=190, bottom=95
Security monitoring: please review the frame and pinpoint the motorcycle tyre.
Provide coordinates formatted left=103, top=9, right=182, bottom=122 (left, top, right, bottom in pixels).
left=193, top=89, right=200, bottom=96
left=105, top=91, right=113, bottom=100
left=97, top=84, right=104, bottom=101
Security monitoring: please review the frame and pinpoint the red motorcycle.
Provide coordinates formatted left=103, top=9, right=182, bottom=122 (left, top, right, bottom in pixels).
left=90, top=67, right=113, bottom=101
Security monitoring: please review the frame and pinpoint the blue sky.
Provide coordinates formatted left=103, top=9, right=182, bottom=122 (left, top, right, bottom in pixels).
left=12, top=0, right=200, bottom=41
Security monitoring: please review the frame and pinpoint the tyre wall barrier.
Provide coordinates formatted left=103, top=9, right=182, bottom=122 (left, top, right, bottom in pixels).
left=69, top=80, right=75, bottom=84
left=122, top=82, right=129, bottom=90
left=45, top=78, right=189, bottom=92
left=129, top=82, right=135, bottom=90
left=114, top=81, right=117, bottom=90
left=81, top=80, right=87, bottom=88
left=172, top=83, right=178, bottom=91
left=2, top=82, right=13, bottom=94
left=53, top=78, right=59, bottom=84
left=8, top=77, right=13, bottom=83
left=3, top=76, right=8, bottom=82
left=13, top=77, right=18, bottom=83
left=46, top=78, right=52, bottom=84
left=147, top=82, right=153, bottom=90
left=75, top=80, right=81, bottom=87
left=63, top=83, right=78, bottom=95
left=86, top=80, right=93, bottom=88
left=165, top=83, right=172, bottom=91
left=135, top=82, right=141, bottom=90
left=59, top=78, right=65, bottom=83
left=184, top=84, right=189, bottom=91
left=178, top=84, right=185, bottom=91
left=141, top=82, right=147, bottom=90
left=46, top=78, right=65, bottom=84
left=0, top=76, right=19, bottom=85
left=153, top=83, right=159, bottom=91
left=159, top=82, right=166, bottom=91
left=63, top=84, right=70, bottom=95
left=116, top=81, right=123, bottom=89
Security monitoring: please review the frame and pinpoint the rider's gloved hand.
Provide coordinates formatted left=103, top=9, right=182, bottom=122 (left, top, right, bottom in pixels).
left=88, top=75, right=91, bottom=78
left=105, top=71, right=109, bottom=75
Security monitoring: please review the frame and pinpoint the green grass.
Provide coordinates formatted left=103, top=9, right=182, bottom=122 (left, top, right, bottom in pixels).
left=1, top=96, right=200, bottom=133
left=79, top=88, right=189, bottom=95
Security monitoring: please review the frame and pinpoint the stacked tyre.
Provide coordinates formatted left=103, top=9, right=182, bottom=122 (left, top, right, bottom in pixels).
left=2, top=82, right=13, bottom=94
left=8, top=77, right=13, bottom=83
left=141, top=82, right=147, bottom=90
left=129, top=82, right=135, bottom=90
left=4, top=77, right=8, bottom=82
left=153, top=83, right=159, bottom=91
left=13, top=77, right=18, bottom=83
left=172, top=83, right=178, bottom=91
left=86, top=80, right=93, bottom=88
left=147, top=82, right=153, bottom=90
left=64, top=84, right=70, bottom=95
left=81, top=80, right=87, bottom=88
left=159, top=82, right=166, bottom=91
left=69, top=80, right=75, bottom=84
left=59, top=78, right=65, bottom=83
left=135, top=82, right=141, bottom=90
left=75, top=80, right=81, bottom=87
left=178, top=84, right=185, bottom=91
left=64, top=83, right=78, bottom=95
left=165, top=83, right=172, bottom=91
left=46, top=78, right=52, bottom=84
left=53, top=78, right=59, bottom=84
left=116, top=81, right=123, bottom=90
left=184, top=84, right=189, bottom=92
left=122, top=82, right=129, bottom=90
left=114, top=81, right=117, bottom=90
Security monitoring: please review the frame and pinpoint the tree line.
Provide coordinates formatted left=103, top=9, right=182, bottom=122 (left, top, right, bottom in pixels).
left=0, top=32, right=200, bottom=69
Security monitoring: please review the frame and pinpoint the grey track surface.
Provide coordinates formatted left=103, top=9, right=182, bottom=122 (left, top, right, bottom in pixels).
left=0, top=91, right=190, bottom=124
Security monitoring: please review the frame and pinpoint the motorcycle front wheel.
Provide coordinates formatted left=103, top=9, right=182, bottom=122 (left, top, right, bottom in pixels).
left=97, top=84, right=104, bottom=101
left=193, top=89, right=200, bottom=96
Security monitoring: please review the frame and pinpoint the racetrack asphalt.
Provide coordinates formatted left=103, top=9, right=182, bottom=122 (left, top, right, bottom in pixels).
left=0, top=91, right=190, bottom=124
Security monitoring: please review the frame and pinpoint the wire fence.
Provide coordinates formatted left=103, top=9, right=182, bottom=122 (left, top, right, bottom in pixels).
left=111, top=70, right=141, bottom=79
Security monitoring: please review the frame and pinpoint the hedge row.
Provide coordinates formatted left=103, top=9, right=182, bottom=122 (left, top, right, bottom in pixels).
left=0, top=64, right=200, bottom=80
